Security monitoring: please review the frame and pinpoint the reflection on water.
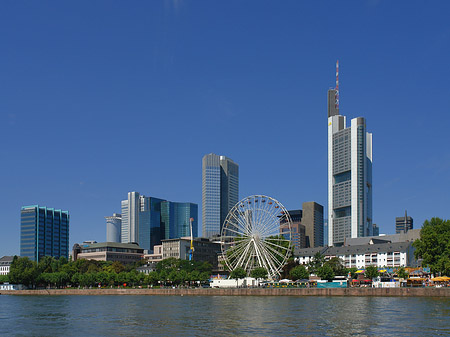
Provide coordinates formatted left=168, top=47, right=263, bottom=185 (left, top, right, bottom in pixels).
left=1, top=295, right=450, bottom=336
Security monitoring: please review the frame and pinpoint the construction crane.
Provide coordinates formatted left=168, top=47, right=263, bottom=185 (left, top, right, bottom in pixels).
left=188, top=217, right=194, bottom=261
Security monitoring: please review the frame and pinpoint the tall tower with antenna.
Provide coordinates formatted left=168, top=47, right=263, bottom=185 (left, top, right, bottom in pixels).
left=327, top=61, right=373, bottom=246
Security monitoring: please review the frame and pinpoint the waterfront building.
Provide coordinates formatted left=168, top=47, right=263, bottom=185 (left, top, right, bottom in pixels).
left=143, top=245, right=163, bottom=264
left=161, top=237, right=221, bottom=268
left=0, top=256, right=14, bottom=275
left=396, top=211, right=413, bottom=234
left=295, top=241, right=417, bottom=269
left=161, top=202, right=198, bottom=239
left=120, top=192, right=165, bottom=252
left=328, top=78, right=373, bottom=246
left=202, top=153, right=239, bottom=238
left=20, top=205, right=69, bottom=262
left=302, top=202, right=324, bottom=248
left=72, top=242, right=144, bottom=264
left=105, top=213, right=122, bottom=243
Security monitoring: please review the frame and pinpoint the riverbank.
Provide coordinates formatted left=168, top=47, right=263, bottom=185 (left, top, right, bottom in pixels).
left=1, top=287, right=450, bottom=296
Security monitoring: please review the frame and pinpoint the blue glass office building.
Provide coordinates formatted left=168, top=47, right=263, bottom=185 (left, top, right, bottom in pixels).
left=20, top=205, right=69, bottom=262
left=161, top=202, right=198, bottom=239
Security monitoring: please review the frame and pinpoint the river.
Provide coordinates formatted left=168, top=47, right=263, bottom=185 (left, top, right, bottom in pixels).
left=1, top=295, right=449, bottom=336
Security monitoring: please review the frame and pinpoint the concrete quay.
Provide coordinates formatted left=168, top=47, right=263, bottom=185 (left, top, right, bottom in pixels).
left=1, top=287, right=450, bottom=297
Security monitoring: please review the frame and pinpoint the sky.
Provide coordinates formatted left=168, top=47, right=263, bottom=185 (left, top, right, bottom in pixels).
left=1, top=0, right=449, bottom=257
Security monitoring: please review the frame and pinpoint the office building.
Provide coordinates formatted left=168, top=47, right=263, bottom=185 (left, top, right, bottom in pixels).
left=120, top=192, right=165, bottom=252
left=327, top=70, right=373, bottom=246
left=372, top=223, right=380, bottom=236
left=72, top=242, right=143, bottom=264
left=105, top=213, right=122, bottom=243
left=280, top=210, right=306, bottom=251
left=396, top=211, right=413, bottom=234
left=202, top=153, right=239, bottom=238
left=20, top=205, right=69, bottom=262
left=161, top=201, right=198, bottom=239
left=162, top=237, right=221, bottom=268
left=302, top=202, right=324, bottom=248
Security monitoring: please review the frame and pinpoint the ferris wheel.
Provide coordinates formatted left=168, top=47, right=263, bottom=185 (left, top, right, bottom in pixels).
left=220, top=195, right=292, bottom=280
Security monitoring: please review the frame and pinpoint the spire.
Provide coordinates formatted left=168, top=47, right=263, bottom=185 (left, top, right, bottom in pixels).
left=335, top=60, right=339, bottom=111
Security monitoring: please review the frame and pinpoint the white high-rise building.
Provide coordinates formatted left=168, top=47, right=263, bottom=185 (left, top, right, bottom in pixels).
left=327, top=88, right=373, bottom=246
left=105, top=213, right=122, bottom=242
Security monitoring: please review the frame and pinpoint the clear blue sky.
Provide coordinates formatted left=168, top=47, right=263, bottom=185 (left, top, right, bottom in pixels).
left=1, top=1, right=449, bottom=257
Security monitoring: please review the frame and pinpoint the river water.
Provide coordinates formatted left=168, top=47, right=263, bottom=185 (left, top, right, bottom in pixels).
left=1, top=295, right=449, bottom=336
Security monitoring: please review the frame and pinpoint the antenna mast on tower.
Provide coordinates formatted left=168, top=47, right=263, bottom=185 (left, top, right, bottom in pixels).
left=335, top=60, right=339, bottom=111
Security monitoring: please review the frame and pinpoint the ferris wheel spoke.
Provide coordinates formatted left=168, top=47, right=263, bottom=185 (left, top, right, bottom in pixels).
left=255, top=239, right=278, bottom=277
left=234, top=240, right=253, bottom=269
left=257, top=211, right=276, bottom=237
left=259, top=214, right=281, bottom=238
left=264, top=239, right=291, bottom=254
left=226, top=240, right=251, bottom=260
left=223, top=226, right=249, bottom=237
left=257, top=240, right=283, bottom=276
left=228, top=211, right=252, bottom=236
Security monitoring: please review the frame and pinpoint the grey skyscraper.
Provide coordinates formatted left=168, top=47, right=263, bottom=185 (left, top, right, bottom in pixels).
left=202, top=153, right=239, bottom=238
left=396, top=211, right=413, bottom=234
left=328, top=86, right=373, bottom=246
left=106, top=213, right=122, bottom=242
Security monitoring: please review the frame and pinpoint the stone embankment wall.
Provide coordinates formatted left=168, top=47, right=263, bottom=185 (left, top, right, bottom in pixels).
left=1, top=288, right=449, bottom=297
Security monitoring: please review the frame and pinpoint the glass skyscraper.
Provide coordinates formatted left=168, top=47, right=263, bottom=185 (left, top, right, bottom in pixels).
left=161, top=201, right=198, bottom=239
left=202, top=153, right=239, bottom=238
left=328, top=87, right=373, bottom=246
left=120, top=192, right=164, bottom=253
left=20, top=205, right=69, bottom=262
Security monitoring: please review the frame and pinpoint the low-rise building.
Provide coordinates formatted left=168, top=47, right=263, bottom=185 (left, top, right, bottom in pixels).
left=162, top=237, right=220, bottom=268
left=73, top=242, right=144, bottom=264
left=295, top=241, right=417, bottom=269
left=144, top=245, right=163, bottom=264
left=0, top=256, right=14, bottom=275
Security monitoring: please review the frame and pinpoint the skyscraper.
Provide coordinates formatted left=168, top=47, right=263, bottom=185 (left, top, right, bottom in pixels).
left=105, top=213, right=122, bottom=242
left=120, top=192, right=164, bottom=252
left=302, top=201, right=324, bottom=248
left=20, top=205, right=69, bottom=262
left=161, top=201, right=198, bottom=239
left=396, top=211, right=413, bottom=234
left=327, top=70, right=373, bottom=246
left=202, top=153, right=239, bottom=238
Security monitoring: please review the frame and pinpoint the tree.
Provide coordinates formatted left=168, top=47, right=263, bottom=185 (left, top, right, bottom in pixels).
left=290, top=265, right=309, bottom=281
left=9, top=256, right=38, bottom=287
left=317, top=264, right=335, bottom=281
left=347, top=267, right=358, bottom=279
left=0, top=274, right=9, bottom=283
left=230, top=267, right=247, bottom=279
left=365, top=265, right=379, bottom=280
left=307, top=252, right=325, bottom=275
left=413, top=217, right=450, bottom=275
left=397, top=267, right=409, bottom=280
left=250, top=267, right=268, bottom=279
left=324, top=257, right=347, bottom=276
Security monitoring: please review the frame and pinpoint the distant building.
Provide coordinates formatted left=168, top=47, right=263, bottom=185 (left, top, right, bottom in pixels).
left=105, top=213, right=122, bottom=243
left=344, top=228, right=420, bottom=246
left=162, top=237, right=221, bottom=268
left=328, top=79, right=373, bottom=246
left=280, top=210, right=306, bottom=251
left=161, top=202, right=198, bottom=239
left=202, top=153, right=239, bottom=238
left=20, top=205, right=69, bottom=262
left=302, top=202, right=324, bottom=248
left=281, top=203, right=324, bottom=250
left=73, top=242, right=144, bottom=264
left=323, top=219, right=329, bottom=246
left=295, top=241, right=417, bottom=269
left=396, top=211, right=413, bottom=234
left=372, top=223, right=380, bottom=236
left=0, top=256, right=14, bottom=275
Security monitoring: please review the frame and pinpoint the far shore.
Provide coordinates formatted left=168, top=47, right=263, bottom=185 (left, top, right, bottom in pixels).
left=1, top=287, right=450, bottom=297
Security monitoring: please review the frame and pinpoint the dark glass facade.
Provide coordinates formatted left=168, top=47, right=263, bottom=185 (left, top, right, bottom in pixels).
left=161, top=201, right=198, bottom=239
left=20, top=205, right=69, bottom=262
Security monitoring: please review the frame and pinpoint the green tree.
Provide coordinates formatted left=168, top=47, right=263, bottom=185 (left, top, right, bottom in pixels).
left=347, top=267, right=358, bottom=279
left=317, top=264, right=335, bottom=281
left=250, top=267, right=268, bottom=279
left=413, top=217, right=450, bottom=275
left=230, top=267, right=247, bottom=279
left=324, top=257, right=347, bottom=276
left=365, top=265, right=379, bottom=280
left=9, top=256, right=38, bottom=287
left=307, top=252, right=325, bottom=275
left=289, top=265, right=309, bottom=281
left=0, top=274, right=9, bottom=283
left=397, top=267, right=409, bottom=280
